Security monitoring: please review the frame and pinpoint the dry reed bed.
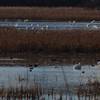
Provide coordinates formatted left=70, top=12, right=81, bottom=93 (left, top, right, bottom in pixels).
left=0, top=28, right=100, bottom=53
left=0, top=85, right=42, bottom=99
left=77, top=80, right=100, bottom=99
left=0, top=7, right=100, bottom=21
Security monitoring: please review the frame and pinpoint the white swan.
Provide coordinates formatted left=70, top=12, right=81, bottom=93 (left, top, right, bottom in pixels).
left=92, top=25, right=98, bottom=29
left=36, top=24, right=39, bottom=28
left=45, top=25, right=48, bottom=30
left=94, top=61, right=100, bottom=68
left=86, top=20, right=98, bottom=29
left=86, top=20, right=95, bottom=27
left=73, top=21, right=76, bottom=24
left=73, top=62, right=81, bottom=71
left=14, top=23, right=18, bottom=27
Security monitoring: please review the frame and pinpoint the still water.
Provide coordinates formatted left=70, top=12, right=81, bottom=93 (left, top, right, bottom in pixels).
left=0, top=65, right=99, bottom=89
left=0, top=64, right=99, bottom=99
left=0, top=21, right=100, bottom=30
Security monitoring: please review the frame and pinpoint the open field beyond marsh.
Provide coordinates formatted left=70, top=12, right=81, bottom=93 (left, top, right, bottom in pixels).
left=0, top=28, right=100, bottom=53
left=0, top=7, right=100, bottom=21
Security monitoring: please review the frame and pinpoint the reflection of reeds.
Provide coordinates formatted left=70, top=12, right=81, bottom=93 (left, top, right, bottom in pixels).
left=1, top=28, right=100, bottom=53
left=0, top=85, right=72, bottom=100
left=0, top=85, right=42, bottom=99
left=2, top=71, right=100, bottom=99
left=0, top=7, right=100, bottom=21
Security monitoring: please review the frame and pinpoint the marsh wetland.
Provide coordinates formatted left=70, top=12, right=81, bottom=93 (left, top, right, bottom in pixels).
left=0, top=7, right=100, bottom=100
left=0, top=53, right=99, bottom=100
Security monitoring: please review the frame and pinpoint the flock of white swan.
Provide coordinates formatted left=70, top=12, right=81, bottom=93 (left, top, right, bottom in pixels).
left=1, top=20, right=100, bottom=30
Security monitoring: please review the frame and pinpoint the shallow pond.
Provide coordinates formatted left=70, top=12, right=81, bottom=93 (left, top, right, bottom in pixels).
left=0, top=64, right=99, bottom=99
left=0, top=65, right=99, bottom=89
left=0, top=21, right=100, bottom=30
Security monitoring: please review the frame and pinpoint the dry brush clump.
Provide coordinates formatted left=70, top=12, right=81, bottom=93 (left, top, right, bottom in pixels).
left=77, top=80, right=100, bottom=99
left=0, top=85, right=42, bottom=99
left=0, top=7, right=100, bottom=21
left=0, top=28, right=100, bottom=53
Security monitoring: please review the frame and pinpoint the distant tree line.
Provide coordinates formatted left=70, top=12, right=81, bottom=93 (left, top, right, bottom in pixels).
left=0, top=0, right=100, bottom=8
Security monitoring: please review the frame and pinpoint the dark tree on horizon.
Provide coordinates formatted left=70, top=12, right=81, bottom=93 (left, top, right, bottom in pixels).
left=0, top=0, right=99, bottom=8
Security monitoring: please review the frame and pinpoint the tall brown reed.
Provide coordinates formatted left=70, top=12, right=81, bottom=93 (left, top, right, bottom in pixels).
left=0, top=7, right=100, bottom=21
left=0, top=28, right=100, bottom=53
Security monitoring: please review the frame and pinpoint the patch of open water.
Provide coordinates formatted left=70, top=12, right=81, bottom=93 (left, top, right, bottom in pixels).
left=0, top=60, right=99, bottom=99
left=0, top=65, right=99, bottom=89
